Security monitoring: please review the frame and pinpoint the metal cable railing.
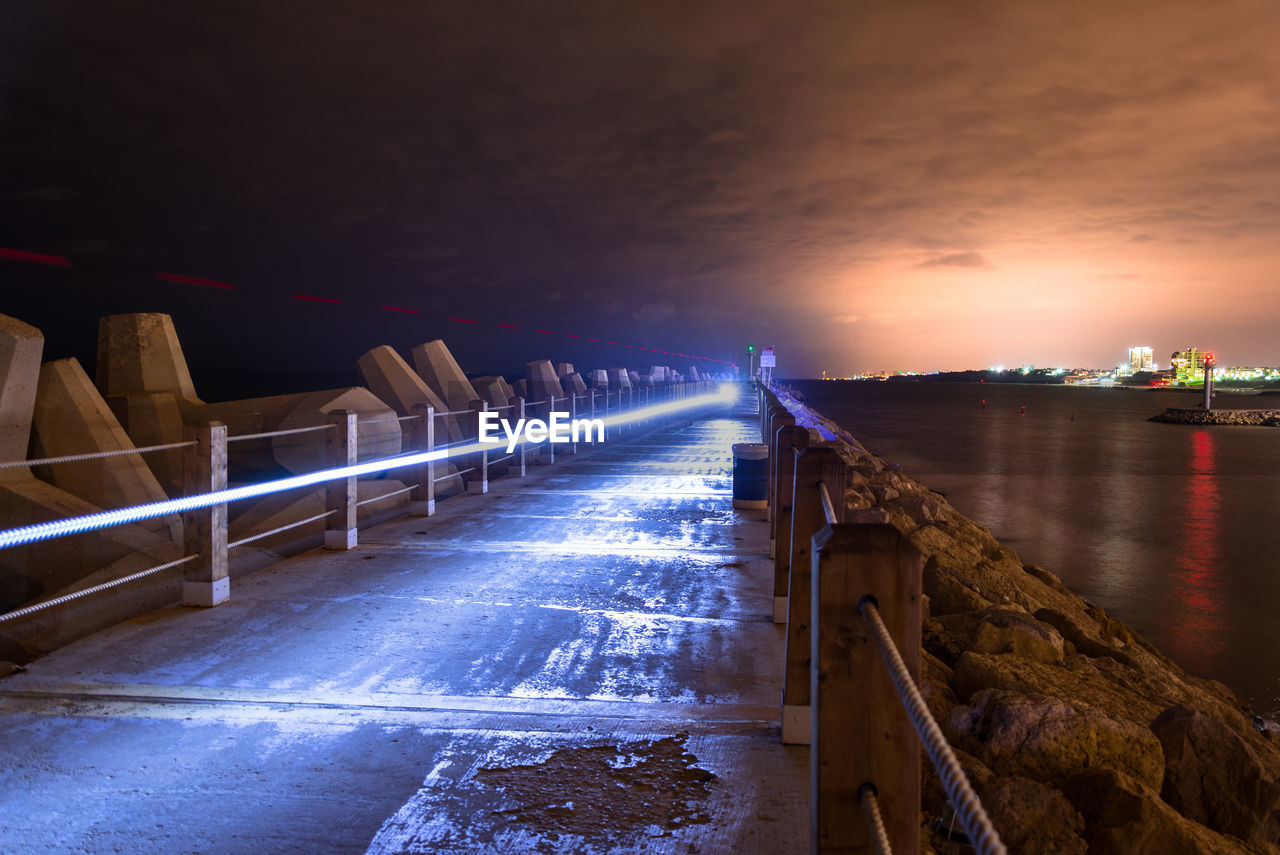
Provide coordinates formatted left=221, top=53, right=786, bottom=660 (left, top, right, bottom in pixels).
left=860, top=596, right=1006, bottom=855
left=228, top=424, right=333, bottom=443
left=355, top=416, right=409, bottom=426
left=354, top=484, right=417, bottom=508
left=227, top=510, right=338, bottom=549
left=0, top=554, right=198, bottom=624
left=818, top=480, right=838, bottom=525
left=0, top=440, right=198, bottom=470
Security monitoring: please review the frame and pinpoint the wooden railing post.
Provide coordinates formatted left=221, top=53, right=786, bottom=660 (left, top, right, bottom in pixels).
left=768, top=409, right=796, bottom=547
left=545, top=397, right=556, bottom=465
left=468, top=399, right=489, bottom=494
left=782, top=445, right=847, bottom=744
left=510, top=397, right=527, bottom=477
left=409, top=404, right=435, bottom=516
left=182, top=420, right=229, bottom=607
left=811, top=524, right=922, bottom=854
left=325, top=409, right=357, bottom=550
left=772, top=425, right=807, bottom=623
left=569, top=392, right=579, bottom=454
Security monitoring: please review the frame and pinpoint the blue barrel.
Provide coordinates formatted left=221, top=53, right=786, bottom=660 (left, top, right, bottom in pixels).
left=732, top=443, right=769, bottom=509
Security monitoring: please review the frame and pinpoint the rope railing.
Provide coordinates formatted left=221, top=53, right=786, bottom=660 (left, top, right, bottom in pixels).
left=861, top=598, right=1006, bottom=855
left=228, top=424, right=333, bottom=443
left=355, top=415, right=410, bottom=426
left=817, top=480, right=838, bottom=525
left=859, top=784, right=893, bottom=855
left=759, top=381, right=1005, bottom=854
left=0, top=554, right=198, bottom=624
left=227, top=510, right=339, bottom=549
left=354, top=484, right=418, bottom=508
left=0, top=440, right=198, bottom=470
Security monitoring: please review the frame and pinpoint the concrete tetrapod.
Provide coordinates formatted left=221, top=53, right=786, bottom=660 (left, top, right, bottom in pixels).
left=470, top=376, right=515, bottom=411
left=95, top=313, right=204, bottom=496
left=356, top=346, right=466, bottom=494
left=0, top=315, right=180, bottom=655
left=411, top=340, right=479, bottom=414
left=31, top=358, right=181, bottom=542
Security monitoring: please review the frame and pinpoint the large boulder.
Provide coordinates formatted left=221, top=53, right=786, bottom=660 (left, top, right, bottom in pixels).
left=1151, top=705, right=1280, bottom=841
left=969, top=605, right=1065, bottom=665
left=977, top=776, right=1087, bottom=855
left=1061, top=768, right=1280, bottom=855
left=945, top=688, right=1165, bottom=790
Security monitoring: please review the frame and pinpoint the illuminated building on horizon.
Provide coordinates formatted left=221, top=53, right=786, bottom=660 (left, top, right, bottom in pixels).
left=1128, top=346, right=1154, bottom=373
left=1170, top=347, right=1206, bottom=384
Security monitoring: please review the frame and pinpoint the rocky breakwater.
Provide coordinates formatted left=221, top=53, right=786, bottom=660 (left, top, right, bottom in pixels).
left=777, top=390, right=1280, bottom=854
left=1151, top=408, right=1280, bottom=427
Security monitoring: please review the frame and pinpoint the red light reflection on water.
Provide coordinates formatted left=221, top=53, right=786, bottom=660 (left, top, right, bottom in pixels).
left=1168, top=429, right=1227, bottom=667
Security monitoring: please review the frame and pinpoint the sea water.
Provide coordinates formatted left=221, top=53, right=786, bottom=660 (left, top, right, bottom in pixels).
left=793, top=380, right=1280, bottom=715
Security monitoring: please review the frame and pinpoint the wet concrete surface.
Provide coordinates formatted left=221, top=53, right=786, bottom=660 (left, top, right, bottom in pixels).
left=0, top=406, right=808, bottom=853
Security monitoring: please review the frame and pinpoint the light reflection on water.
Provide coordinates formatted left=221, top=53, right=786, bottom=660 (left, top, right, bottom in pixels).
left=796, top=380, right=1280, bottom=714
left=1169, top=429, right=1227, bottom=671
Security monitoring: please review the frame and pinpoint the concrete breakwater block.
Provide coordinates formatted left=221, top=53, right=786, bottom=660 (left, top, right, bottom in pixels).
left=108, top=391, right=186, bottom=496
left=96, top=313, right=201, bottom=404
left=555, top=362, right=575, bottom=379
left=588, top=369, right=609, bottom=389
left=561, top=372, right=589, bottom=399
left=94, top=313, right=202, bottom=496
left=357, top=346, right=465, bottom=442
left=273, top=388, right=402, bottom=475
left=610, top=368, right=633, bottom=390
left=411, top=340, right=479, bottom=414
left=182, top=392, right=312, bottom=473
left=470, top=376, right=515, bottom=410
left=525, top=359, right=566, bottom=411
left=0, top=314, right=43, bottom=464
left=31, top=358, right=180, bottom=542
left=0, top=314, right=181, bottom=625
left=182, top=387, right=400, bottom=478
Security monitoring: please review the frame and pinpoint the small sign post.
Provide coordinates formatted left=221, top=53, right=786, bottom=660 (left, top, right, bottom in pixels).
left=760, top=346, right=776, bottom=384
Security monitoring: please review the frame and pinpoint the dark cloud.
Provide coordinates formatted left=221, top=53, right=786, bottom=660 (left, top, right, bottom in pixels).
left=3, top=0, right=1280, bottom=374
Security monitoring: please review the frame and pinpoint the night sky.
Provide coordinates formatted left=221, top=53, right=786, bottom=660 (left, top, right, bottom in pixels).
left=3, top=1, right=1280, bottom=383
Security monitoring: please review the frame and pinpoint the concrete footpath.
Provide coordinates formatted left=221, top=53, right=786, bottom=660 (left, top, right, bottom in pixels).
left=0, top=404, right=807, bottom=853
